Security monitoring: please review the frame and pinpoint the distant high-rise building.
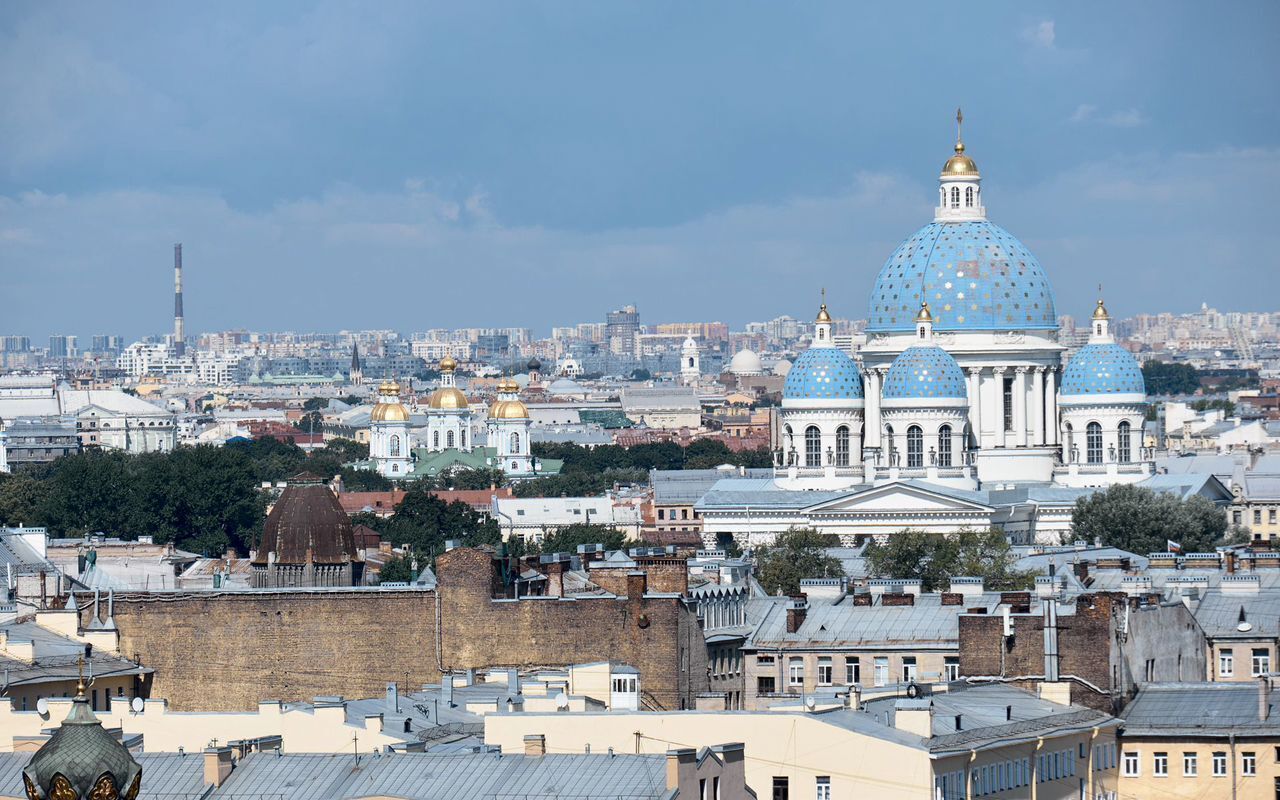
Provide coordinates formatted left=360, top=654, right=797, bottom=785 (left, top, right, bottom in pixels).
left=1, top=336, right=31, bottom=353
left=606, top=305, right=640, bottom=357
left=173, top=243, right=186, bottom=357
left=48, top=335, right=69, bottom=358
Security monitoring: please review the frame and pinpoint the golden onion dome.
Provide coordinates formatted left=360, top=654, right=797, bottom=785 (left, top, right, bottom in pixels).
left=941, top=141, right=978, bottom=177
left=1093, top=298, right=1110, bottom=320
left=377, top=379, right=399, bottom=394
left=915, top=301, right=933, bottom=323
left=489, top=399, right=530, bottom=419
left=370, top=400, right=411, bottom=423
left=815, top=303, right=832, bottom=323
left=439, top=355, right=458, bottom=372
left=428, top=386, right=469, bottom=410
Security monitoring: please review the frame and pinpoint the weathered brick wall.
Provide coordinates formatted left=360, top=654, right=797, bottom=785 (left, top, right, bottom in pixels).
left=438, top=548, right=706, bottom=709
left=102, top=589, right=439, bottom=711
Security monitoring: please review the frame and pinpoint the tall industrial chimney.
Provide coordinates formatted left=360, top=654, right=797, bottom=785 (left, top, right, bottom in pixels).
left=173, top=243, right=185, bottom=356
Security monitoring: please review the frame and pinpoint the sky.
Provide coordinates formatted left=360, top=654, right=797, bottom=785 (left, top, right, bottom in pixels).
left=2, top=2, right=1278, bottom=342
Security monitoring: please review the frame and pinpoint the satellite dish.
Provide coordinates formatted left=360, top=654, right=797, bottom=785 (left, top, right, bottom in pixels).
left=554, top=692, right=569, bottom=710
left=1239, top=622, right=1254, bottom=632
left=804, top=696, right=817, bottom=711
left=35, top=698, right=49, bottom=715
left=131, top=697, right=145, bottom=713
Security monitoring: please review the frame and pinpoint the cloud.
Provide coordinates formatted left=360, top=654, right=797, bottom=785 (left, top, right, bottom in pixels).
left=1021, top=20, right=1056, bottom=49
left=1070, top=105, right=1145, bottom=128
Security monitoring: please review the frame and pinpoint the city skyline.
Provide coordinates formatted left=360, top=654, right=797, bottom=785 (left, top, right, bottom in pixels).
left=3, top=2, right=1278, bottom=340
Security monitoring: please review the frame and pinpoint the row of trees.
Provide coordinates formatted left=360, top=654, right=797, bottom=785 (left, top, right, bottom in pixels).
left=0, top=438, right=379, bottom=555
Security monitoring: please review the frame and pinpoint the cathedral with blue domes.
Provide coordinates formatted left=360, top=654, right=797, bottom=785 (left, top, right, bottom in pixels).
left=701, top=116, right=1161, bottom=546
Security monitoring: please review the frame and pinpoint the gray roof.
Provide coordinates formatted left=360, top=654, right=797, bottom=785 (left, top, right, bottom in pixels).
left=1011, top=546, right=1149, bottom=576
left=1138, top=472, right=1232, bottom=503
left=0, top=752, right=204, bottom=799
left=0, top=529, right=55, bottom=574
left=651, top=468, right=774, bottom=505
left=0, top=619, right=150, bottom=687
left=1192, top=587, right=1280, bottom=639
left=1122, top=683, right=1280, bottom=737
left=1241, top=473, right=1280, bottom=502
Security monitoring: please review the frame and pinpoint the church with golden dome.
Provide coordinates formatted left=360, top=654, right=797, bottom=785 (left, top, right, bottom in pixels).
left=425, top=356, right=473, bottom=454
left=369, top=379, right=411, bottom=477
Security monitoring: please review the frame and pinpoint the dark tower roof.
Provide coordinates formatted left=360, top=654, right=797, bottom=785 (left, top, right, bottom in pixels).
left=351, top=343, right=361, bottom=371
left=23, top=678, right=142, bottom=800
left=253, top=474, right=357, bottom=566
left=526, top=356, right=542, bottom=371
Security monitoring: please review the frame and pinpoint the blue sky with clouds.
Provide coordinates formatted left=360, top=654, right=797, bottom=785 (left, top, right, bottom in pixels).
left=2, top=1, right=1278, bottom=340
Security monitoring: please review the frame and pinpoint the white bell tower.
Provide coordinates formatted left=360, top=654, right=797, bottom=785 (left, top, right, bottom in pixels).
left=680, top=333, right=700, bottom=386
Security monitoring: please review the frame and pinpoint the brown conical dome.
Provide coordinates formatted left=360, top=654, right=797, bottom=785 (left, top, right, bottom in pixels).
left=253, top=474, right=357, bottom=566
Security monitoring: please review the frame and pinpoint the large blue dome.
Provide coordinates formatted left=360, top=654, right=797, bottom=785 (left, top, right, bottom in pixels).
left=882, top=345, right=967, bottom=400
left=868, top=221, right=1057, bottom=333
left=783, top=347, right=863, bottom=401
left=1061, top=343, right=1145, bottom=396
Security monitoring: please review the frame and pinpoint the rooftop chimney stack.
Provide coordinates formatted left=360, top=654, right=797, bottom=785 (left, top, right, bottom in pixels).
left=173, top=243, right=185, bottom=357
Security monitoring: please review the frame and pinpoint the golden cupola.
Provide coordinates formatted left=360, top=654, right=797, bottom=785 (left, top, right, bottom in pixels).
left=489, top=377, right=529, bottom=419
left=370, top=380, right=411, bottom=422
left=941, top=107, right=979, bottom=177
left=427, top=356, right=469, bottom=410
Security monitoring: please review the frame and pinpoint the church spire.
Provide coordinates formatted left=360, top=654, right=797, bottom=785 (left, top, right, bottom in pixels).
left=935, top=108, right=985, bottom=222
left=813, top=289, right=834, bottom=348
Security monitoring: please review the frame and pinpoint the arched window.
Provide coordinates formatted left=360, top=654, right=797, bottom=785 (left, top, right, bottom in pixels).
left=950, top=186, right=960, bottom=208
left=1118, top=421, right=1132, bottom=463
left=835, top=426, right=850, bottom=467
left=510, top=432, right=521, bottom=453
left=907, top=426, right=924, bottom=467
left=804, top=426, right=821, bottom=467
left=389, top=435, right=400, bottom=457
left=938, top=424, right=952, bottom=467
left=1086, top=422, right=1103, bottom=464
left=965, top=186, right=975, bottom=207
left=446, top=430, right=455, bottom=449
left=460, top=429, right=467, bottom=449
left=687, top=356, right=695, bottom=368
left=432, top=430, right=440, bottom=449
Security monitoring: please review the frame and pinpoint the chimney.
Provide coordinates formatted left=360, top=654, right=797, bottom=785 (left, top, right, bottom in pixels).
left=442, top=674, right=455, bottom=707
left=893, top=699, right=933, bottom=738
left=1073, top=560, right=1090, bottom=583
left=786, top=595, right=808, bottom=633
left=626, top=571, right=647, bottom=600
left=385, top=682, right=398, bottom=714
left=665, top=748, right=697, bottom=793
left=173, top=243, right=185, bottom=357
left=1226, top=552, right=1237, bottom=574
left=203, top=747, right=233, bottom=787
left=1260, top=677, right=1271, bottom=722
left=507, top=668, right=521, bottom=695
left=523, top=734, right=546, bottom=757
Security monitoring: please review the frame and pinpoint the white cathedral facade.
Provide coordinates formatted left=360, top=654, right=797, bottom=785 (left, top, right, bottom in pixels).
left=699, top=122, right=1155, bottom=546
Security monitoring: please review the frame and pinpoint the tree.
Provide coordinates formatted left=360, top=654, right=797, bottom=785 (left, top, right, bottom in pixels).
left=863, top=529, right=1035, bottom=592
left=0, top=473, right=47, bottom=527
left=295, top=411, right=325, bottom=433
left=630, top=368, right=652, bottom=381
left=339, top=468, right=393, bottom=492
left=1141, top=361, right=1200, bottom=396
left=302, top=397, right=327, bottom=412
left=534, top=523, right=628, bottom=555
left=441, top=468, right=506, bottom=490
left=1071, top=483, right=1227, bottom=554
left=512, top=470, right=647, bottom=498
left=379, top=486, right=499, bottom=556
left=376, top=553, right=418, bottom=584
left=755, top=528, right=843, bottom=596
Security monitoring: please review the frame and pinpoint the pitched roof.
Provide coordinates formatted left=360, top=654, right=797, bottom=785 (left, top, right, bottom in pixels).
left=1122, top=683, right=1280, bottom=737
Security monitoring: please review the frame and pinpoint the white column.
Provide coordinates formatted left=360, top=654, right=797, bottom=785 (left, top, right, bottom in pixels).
left=865, top=369, right=881, bottom=449
left=1032, top=367, right=1046, bottom=445
left=967, top=367, right=982, bottom=450
left=1013, top=367, right=1028, bottom=447
left=1045, top=368, right=1058, bottom=445
left=992, top=367, right=1007, bottom=448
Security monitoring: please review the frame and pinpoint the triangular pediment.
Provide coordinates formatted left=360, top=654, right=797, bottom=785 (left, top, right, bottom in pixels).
left=804, top=481, right=992, bottom=514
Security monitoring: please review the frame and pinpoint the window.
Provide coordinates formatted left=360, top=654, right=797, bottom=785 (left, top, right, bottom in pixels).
left=510, top=432, right=521, bottom=453
left=949, top=185, right=960, bottom=208
left=1184, top=752, right=1197, bottom=777
left=804, top=426, right=821, bottom=467
left=788, top=658, right=804, bottom=687
left=815, top=777, right=830, bottom=800
left=1235, top=510, right=1244, bottom=525
left=965, top=186, right=975, bottom=207
left=757, top=676, right=775, bottom=694
left=817, top=657, right=832, bottom=686
left=1118, top=421, right=1131, bottom=462
left=944, top=656, right=959, bottom=682
left=1154, top=752, right=1168, bottom=777
left=446, top=429, right=455, bottom=448
left=835, top=426, right=850, bottom=467
left=389, top=434, right=401, bottom=457
left=907, top=426, right=923, bottom=468
left=1003, top=376, right=1015, bottom=432
left=901, top=656, right=917, bottom=683
left=1272, top=509, right=1278, bottom=525
left=1254, top=648, right=1272, bottom=677
left=1213, top=752, right=1227, bottom=776
left=1086, top=421, right=1103, bottom=464
left=1221, top=649, right=1235, bottom=677
left=1123, top=752, right=1139, bottom=777
left=938, top=424, right=952, bottom=467
left=1244, top=752, right=1257, bottom=776
left=772, top=776, right=789, bottom=800
left=433, top=430, right=440, bottom=448
left=845, top=657, right=860, bottom=685
left=1257, top=510, right=1264, bottom=525
left=873, top=656, right=889, bottom=687
left=757, top=654, right=775, bottom=666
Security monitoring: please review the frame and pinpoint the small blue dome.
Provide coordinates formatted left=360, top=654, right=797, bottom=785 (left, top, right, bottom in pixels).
left=882, top=345, right=968, bottom=400
left=783, top=347, right=863, bottom=401
left=1061, top=343, right=1145, bottom=396
left=867, top=220, right=1057, bottom=332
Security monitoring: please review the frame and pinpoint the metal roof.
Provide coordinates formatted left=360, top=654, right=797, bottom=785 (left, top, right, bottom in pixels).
left=1122, top=682, right=1280, bottom=737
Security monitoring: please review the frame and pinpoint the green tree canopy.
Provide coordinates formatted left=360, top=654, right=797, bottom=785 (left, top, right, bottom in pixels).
left=863, top=528, right=1035, bottom=592
left=1141, top=361, right=1200, bottom=396
left=377, top=486, right=500, bottom=557
left=533, top=523, right=628, bottom=555
left=376, top=553, right=417, bottom=584
left=755, top=528, right=843, bottom=596
left=1071, top=483, right=1227, bottom=554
